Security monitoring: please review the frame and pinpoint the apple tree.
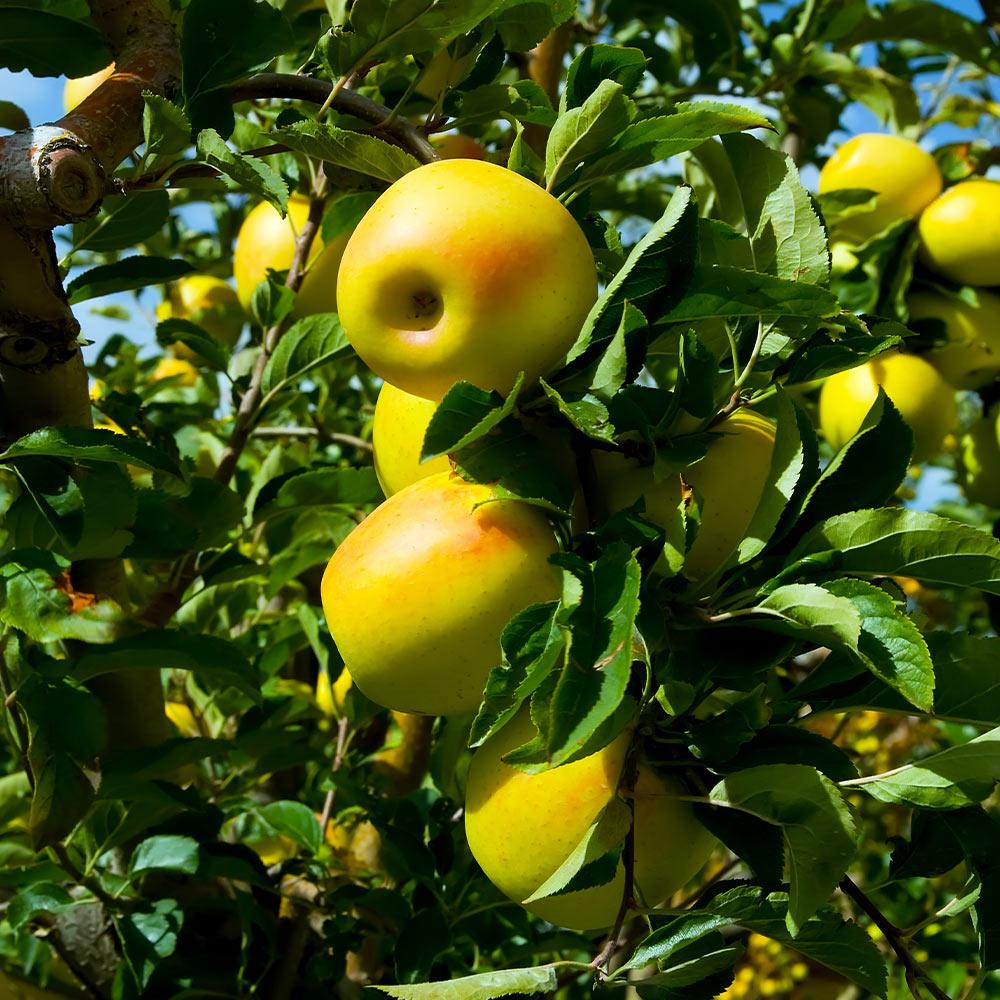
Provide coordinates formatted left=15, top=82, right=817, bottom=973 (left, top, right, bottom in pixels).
left=1, top=1, right=1000, bottom=998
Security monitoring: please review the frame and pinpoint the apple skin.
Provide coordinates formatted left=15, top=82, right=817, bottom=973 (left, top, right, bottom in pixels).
left=432, top=133, right=487, bottom=160
left=819, top=351, right=956, bottom=463
left=818, top=133, right=942, bottom=243
left=683, top=410, right=776, bottom=583
left=151, top=357, right=198, bottom=387
left=321, top=472, right=561, bottom=716
left=959, top=408, right=1000, bottom=508
left=918, top=179, right=1000, bottom=287
left=233, top=194, right=351, bottom=315
left=465, top=712, right=715, bottom=930
left=157, top=275, right=244, bottom=361
left=372, top=383, right=452, bottom=496
left=64, top=64, right=114, bottom=112
left=911, top=288, right=1000, bottom=389
left=336, top=159, right=598, bottom=398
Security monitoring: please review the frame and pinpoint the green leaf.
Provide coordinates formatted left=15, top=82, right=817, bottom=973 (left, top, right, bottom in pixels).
left=66, top=257, right=194, bottom=305
left=156, top=318, right=230, bottom=373
left=451, top=80, right=556, bottom=128
left=260, top=313, right=350, bottom=398
left=471, top=602, right=566, bottom=747
left=822, top=578, right=933, bottom=713
left=579, top=101, right=773, bottom=183
left=0, top=10, right=110, bottom=76
left=563, top=43, right=647, bottom=110
left=792, top=391, right=912, bottom=537
left=524, top=797, right=629, bottom=902
left=545, top=79, right=634, bottom=192
left=1, top=427, right=182, bottom=477
left=664, top=266, right=840, bottom=325
left=545, top=544, right=642, bottom=765
left=539, top=381, right=615, bottom=443
left=755, top=583, right=862, bottom=649
left=720, top=133, right=829, bottom=285
left=710, top=765, right=858, bottom=934
left=253, top=466, right=380, bottom=521
left=422, top=377, right=522, bottom=461
left=494, top=0, right=576, bottom=50
left=272, top=120, right=419, bottom=184
left=27, top=753, right=95, bottom=849
left=0, top=99, right=29, bottom=131
left=7, top=883, right=74, bottom=931
left=322, top=191, right=378, bottom=243
left=256, top=801, right=322, bottom=854
left=131, top=835, right=200, bottom=876
left=0, top=550, right=122, bottom=644
left=371, top=964, right=565, bottom=999
left=196, top=129, right=289, bottom=212
left=778, top=320, right=905, bottom=386
left=567, top=186, right=698, bottom=364
left=142, top=92, right=191, bottom=159
left=844, top=725, right=1000, bottom=810
left=323, top=0, right=506, bottom=76
left=114, top=899, right=183, bottom=991
left=181, top=0, right=294, bottom=110
left=74, top=630, right=259, bottom=701
left=785, top=508, right=1000, bottom=595
left=72, top=191, right=170, bottom=254
left=736, top=388, right=805, bottom=565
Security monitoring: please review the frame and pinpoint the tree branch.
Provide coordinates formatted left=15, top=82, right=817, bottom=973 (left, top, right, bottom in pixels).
left=839, top=875, right=951, bottom=1000
left=230, top=73, right=440, bottom=164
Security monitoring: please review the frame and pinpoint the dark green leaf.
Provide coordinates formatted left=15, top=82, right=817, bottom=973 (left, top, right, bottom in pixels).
left=563, top=44, right=647, bottom=110
left=66, top=257, right=194, bottom=305
left=422, top=378, right=522, bottom=461
left=2, top=427, right=182, bottom=477
left=131, top=835, right=200, bottom=876
left=0, top=10, right=110, bottom=76
left=72, top=191, right=170, bottom=253
left=196, top=129, right=289, bottom=212
left=260, top=313, right=350, bottom=398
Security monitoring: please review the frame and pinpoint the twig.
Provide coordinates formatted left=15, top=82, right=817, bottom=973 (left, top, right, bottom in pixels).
left=591, top=750, right=639, bottom=979
left=318, top=715, right=350, bottom=835
left=251, top=426, right=373, bottom=451
left=49, top=843, right=125, bottom=913
left=44, top=927, right=108, bottom=1000
left=128, top=144, right=290, bottom=191
left=230, top=73, right=439, bottom=164
left=839, top=875, right=951, bottom=1000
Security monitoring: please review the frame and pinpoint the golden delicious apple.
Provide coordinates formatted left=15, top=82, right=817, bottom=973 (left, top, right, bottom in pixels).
left=818, top=351, right=956, bottom=462
left=918, top=179, right=1000, bottom=287
left=465, top=711, right=715, bottom=930
left=336, top=159, right=598, bottom=398
left=233, top=194, right=351, bottom=315
left=156, top=275, right=244, bottom=362
left=372, top=382, right=451, bottom=496
left=818, top=133, right=942, bottom=243
left=911, top=288, right=1000, bottom=389
left=321, top=472, right=561, bottom=716
left=432, top=133, right=487, bottom=160
left=959, top=407, right=1000, bottom=508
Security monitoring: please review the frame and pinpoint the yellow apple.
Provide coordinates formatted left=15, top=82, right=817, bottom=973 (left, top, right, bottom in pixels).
left=959, top=407, right=1000, bottom=507
left=818, top=351, right=956, bottom=462
left=315, top=666, right=355, bottom=716
left=156, top=275, right=244, bottom=362
left=432, top=133, right=487, bottom=160
left=336, top=159, right=598, bottom=398
left=918, top=179, right=1000, bottom=287
left=321, top=472, right=561, bottom=716
left=818, top=133, right=942, bottom=243
left=683, top=410, right=777, bottom=583
left=465, top=711, right=715, bottom=930
left=64, top=64, right=114, bottom=112
left=910, top=288, right=1000, bottom=389
left=233, top=194, right=352, bottom=316
left=372, top=382, right=452, bottom=496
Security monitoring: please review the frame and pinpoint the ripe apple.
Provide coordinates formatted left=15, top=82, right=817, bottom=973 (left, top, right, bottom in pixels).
left=432, top=133, right=487, bottom=160
left=959, top=408, right=1000, bottom=508
left=321, top=472, right=561, bottom=716
left=818, top=351, right=956, bottom=462
left=684, top=410, right=776, bottom=583
left=233, top=193, right=351, bottom=316
left=336, top=160, right=598, bottom=398
left=918, top=179, right=1000, bottom=287
left=465, top=711, right=715, bottom=930
left=910, top=288, right=1000, bottom=389
left=64, top=64, right=114, bottom=112
left=818, top=133, right=942, bottom=243
left=372, top=382, right=451, bottom=496
left=156, top=275, right=244, bottom=362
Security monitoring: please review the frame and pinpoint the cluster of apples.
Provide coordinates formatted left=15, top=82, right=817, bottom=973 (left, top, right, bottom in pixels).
left=817, top=133, right=1000, bottom=503
left=317, top=158, right=721, bottom=928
